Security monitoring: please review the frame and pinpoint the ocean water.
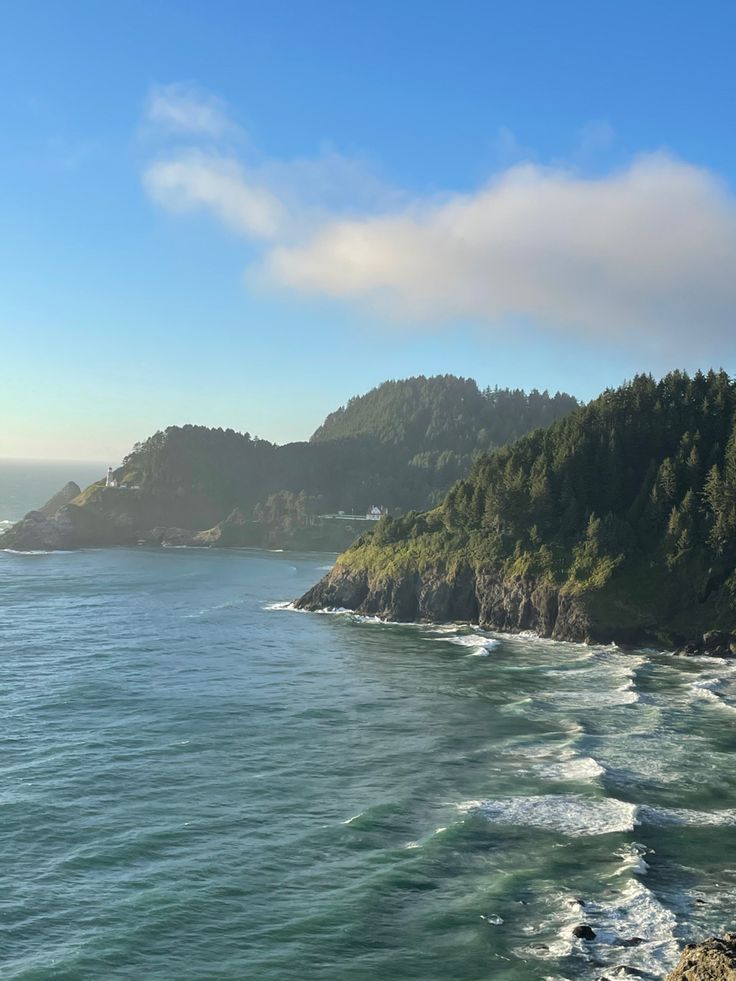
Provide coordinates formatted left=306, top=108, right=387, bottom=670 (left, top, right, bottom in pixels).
left=2, top=476, right=736, bottom=980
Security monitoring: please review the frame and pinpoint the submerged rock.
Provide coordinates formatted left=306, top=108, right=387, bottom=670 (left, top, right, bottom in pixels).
left=665, top=933, right=736, bottom=980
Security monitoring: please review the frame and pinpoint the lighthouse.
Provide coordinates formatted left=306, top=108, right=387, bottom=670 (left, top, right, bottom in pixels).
left=105, top=467, right=118, bottom=488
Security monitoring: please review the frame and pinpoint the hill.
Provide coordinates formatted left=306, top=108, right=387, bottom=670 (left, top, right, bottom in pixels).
left=312, top=375, right=577, bottom=450
left=1, top=376, right=579, bottom=551
left=297, top=370, right=736, bottom=649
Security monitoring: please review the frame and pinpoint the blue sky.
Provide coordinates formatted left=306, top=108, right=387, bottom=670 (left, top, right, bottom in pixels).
left=2, top=0, right=736, bottom=460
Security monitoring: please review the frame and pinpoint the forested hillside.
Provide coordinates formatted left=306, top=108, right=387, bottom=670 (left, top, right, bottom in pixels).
left=299, top=370, right=736, bottom=646
left=115, top=376, right=579, bottom=522
left=2, top=375, right=579, bottom=551
left=312, top=375, right=577, bottom=447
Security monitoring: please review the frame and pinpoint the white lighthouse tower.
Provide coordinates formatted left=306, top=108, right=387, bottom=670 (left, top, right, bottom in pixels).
left=105, top=467, right=118, bottom=488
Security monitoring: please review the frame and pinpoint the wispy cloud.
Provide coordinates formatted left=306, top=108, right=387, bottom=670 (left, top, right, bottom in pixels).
left=144, top=152, right=284, bottom=239
left=141, top=84, right=736, bottom=348
left=145, top=82, right=240, bottom=140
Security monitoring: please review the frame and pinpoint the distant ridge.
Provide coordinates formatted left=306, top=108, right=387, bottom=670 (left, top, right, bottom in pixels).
left=0, top=375, right=579, bottom=552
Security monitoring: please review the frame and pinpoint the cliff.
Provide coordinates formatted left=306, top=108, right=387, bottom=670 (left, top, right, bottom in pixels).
left=296, top=561, right=599, bottom=637
left=297, top=371, right=736, bottom=649
left=665, top=933, right=736, bottom=980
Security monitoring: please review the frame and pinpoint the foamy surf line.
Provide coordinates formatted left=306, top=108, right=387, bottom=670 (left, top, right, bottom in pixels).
left=444, top=634, right=501, bottom=656
left=458, top=794, right=638, bottom=835
left=458, top=794, right=736, bottom=836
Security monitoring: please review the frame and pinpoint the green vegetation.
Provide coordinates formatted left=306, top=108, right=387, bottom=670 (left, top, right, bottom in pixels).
left=338, top=370, right=736, bottom=643
left=109, top=376, right=578, bottom=541
left=313, top=375, right=579, bottom=503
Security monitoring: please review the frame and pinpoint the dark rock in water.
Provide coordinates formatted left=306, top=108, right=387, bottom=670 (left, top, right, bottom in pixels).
left=573, top=924, right=596, bottom=940
left=618, top=937, right=646, bottom=947
left=665, top=932, right=736, bottom=979
left=703, top=630, right=728, bottom=650
left=37, top=481, right=82, bottom=518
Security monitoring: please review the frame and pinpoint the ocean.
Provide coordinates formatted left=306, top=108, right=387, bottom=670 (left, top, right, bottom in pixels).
left=2, top=463, right=736, bottom=980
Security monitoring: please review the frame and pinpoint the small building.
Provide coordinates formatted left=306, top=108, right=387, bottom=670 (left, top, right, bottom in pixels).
left=105, top=467, right=118, bottom=488
left=366, top=505, right=388, bottom=520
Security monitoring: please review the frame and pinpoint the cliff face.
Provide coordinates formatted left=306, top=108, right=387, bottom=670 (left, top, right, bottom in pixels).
left=295, top=557, right=736, bottom=651
left=297, top=371, right=736, bottom=648
left=665, top=933, right=736, bottom=980
left=295, top=562, right=601, bottom=641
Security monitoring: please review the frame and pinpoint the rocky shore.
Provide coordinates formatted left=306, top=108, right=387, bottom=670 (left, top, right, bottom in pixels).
left=665, top=933, right=736, bottom=980
left=294, top=560, right=736, bottom=653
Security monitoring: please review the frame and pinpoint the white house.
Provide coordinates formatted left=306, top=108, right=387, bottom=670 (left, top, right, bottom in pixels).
left=366, top=505, right=388, bottom=520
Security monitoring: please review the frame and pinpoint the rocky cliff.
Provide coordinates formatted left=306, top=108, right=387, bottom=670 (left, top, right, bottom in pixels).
left=298, top=371, right=736, bottom=649
left=295, top=556, right=736, bottom=652
left=665, top=933, right=736, bottom=980
left=296, top=561, right=617, bottom=642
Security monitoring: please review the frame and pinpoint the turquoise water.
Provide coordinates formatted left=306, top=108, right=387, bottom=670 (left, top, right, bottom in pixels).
left=2, top=474, right=736, bottom=980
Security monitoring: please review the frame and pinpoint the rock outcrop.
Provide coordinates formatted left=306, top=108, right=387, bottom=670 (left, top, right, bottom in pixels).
left=295, top=562, right=605, bottom=641
left=665, top=933, right=736, bottom=980
left=295, top=559, right=736, bottom=649
left=0, top=509, right=69, bottom=550
left=37, top=481, right=81, bottom=518
left=194, top=508, right=261, bottom=548
left=675, top=631, right=736, bottom=659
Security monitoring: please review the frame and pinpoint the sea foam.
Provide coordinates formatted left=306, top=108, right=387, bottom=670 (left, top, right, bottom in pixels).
left=457, top=794, right=638, bottom=836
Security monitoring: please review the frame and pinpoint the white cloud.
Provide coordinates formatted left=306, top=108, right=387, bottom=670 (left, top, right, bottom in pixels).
left=144, top=152, right=284, bottom=240
left=266, top=155, right=736, bottom=342
left=145, top=83, right=239, bottom=139
left=140, top=85, right=736, bottom=347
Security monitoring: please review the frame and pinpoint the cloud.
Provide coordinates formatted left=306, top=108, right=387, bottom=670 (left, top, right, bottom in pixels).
left=144, top=152, right=285, bottom=239
left=141, top=85, right=736, bottom=347
left=145, top=83, right=239, bottom=139
left=266, top=155, right=736, bottom=343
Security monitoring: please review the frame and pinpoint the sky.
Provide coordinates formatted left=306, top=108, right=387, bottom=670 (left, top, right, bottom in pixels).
left=2, top=0, right=736, bottom=460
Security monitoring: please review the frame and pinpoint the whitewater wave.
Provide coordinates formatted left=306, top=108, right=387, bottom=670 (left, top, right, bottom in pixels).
left=581, top=879, right=679, bottom=976
left=497, top=739, right=607, bottom=784
left=1, top=548, right=55, bottom=555
left=460, top=792, right=736, bottom=837
left=613, top=841, right=651, bottom=877
left=457, top=794, right=638, bottom=836
left=532, top=753, right=606, bottom=783
left=689, top=675, right=736, bottom=714
left=639, top=804, right=736, bottom=827
left=516, top=839, right=677, bottom=977
left=446, top=634, right=500, bottom=656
